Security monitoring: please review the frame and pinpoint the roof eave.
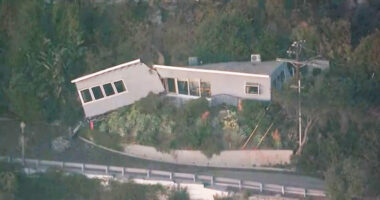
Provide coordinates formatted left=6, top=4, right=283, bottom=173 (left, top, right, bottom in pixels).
left=153, top=64, right=271, bottom=78
left=71, top=59, right=141, bottom=83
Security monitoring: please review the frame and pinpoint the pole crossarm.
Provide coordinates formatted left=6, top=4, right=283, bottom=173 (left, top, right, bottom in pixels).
left=276, top=57, right=326, bottom=69
left=276, top=58, right=308, bottom=67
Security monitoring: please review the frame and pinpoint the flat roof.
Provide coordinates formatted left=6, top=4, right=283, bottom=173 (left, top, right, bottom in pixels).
left=71, top=59, right=140, bottom=83
left=155, top=61, right=283, bottom=76
left=190, top=61, right=283, bottom=75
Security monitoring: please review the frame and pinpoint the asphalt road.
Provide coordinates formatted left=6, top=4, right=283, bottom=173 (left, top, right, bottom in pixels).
left=1, top=120, right=325, bottom=191
left=37, top=139, right=325, bottom=190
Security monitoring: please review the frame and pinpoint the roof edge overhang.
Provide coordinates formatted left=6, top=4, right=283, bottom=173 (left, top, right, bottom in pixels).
left=71, top=59, right=141, bottom=83
left=153, top=64, right=270, bottom=78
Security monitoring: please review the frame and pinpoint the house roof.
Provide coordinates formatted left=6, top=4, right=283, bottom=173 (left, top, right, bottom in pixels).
left=189, top=61, right=283, bottom=75
left=71, top=59, right=141, bottom=83
left=154, top=61, right=283, bottom=77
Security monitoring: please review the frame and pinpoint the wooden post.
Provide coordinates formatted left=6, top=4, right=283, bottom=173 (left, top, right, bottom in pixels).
left=241, top=124, right=259, bottom=149
left=256, top=123, right=274, bottom=148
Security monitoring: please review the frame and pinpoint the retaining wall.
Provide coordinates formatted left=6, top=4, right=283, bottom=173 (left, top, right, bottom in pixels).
left=124, top=144, right=292, bottom=168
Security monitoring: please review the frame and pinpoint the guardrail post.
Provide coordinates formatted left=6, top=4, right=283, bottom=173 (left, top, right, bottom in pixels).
left=61, top=162, right=64, bottom=169
left=122, top=168, right=125, bottom=176
left=282, top=186, right=285, bottom=195
left=146, top=170, right=150, bottom=178
left=304, top=189, right=307, bottom=197
left=105, top=166, right=109, bottom=174
left=210, top=176, right=214, bottom=186
left=259, top=183, right=263, bottom=192
left=81, top=164, right=85, bottom=173
left=193, top=174, right=196, bottom=182
left=239, top=180, right=242, bottom=190
left=36, top=160, right=39, bottom=169
left=169, top=172, right=173, bottom=180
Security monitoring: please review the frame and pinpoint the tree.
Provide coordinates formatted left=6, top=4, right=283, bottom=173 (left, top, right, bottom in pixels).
left=325, top=158, right=366, bottom=199
left=3, top=0, right=85, bottom=123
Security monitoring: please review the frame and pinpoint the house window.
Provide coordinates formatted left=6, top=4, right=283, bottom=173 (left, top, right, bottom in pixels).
left=200, top=81, right=211, bottom=97
left=245, top=83, right=260, bottom=94
left=80, top=89, right=92, bottom=103
left=177, top=79, right=189, bottom=95
left=167, top=78, right=176, bottom=93
left=114, top=80, right=126, bottom=93
left=91, top=86, right=104, bottom=100
left=103, top=83, right=115, bottom=96
left=189, top=80, right=200, bottom=96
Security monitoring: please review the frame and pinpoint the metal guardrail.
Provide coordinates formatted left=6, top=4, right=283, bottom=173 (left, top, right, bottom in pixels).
left=0, top=156, right=326, bottom=198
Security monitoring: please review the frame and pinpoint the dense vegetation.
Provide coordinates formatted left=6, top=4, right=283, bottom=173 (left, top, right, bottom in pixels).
left=84, top=94, right=289, bottom=157
left=0, top=0, right=379, bottom=199
left=0, top=162, right=190, bottom=200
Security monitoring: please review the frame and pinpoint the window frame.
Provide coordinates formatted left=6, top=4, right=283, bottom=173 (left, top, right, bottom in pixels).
left=245, top=82, right=260, bottom=95
left=200, top=80, right=211, bottom=98
left=91, top=86, right=105, bottom=100
left=177, top=78, right=189, bottom=95
left=113, top=80, right=127, bottom=93
left=79, top=89, right=93, bottom=104
left=103, top=83, right=116, bottom=96
left=165, top=78, right=177, bottom=94
left=189, top=79, right=201, bottom=97
left=78, top=80, right=128, bottom=105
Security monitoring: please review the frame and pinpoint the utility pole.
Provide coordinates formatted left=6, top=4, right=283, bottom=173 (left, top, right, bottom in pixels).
left=277, top=40, right=305, bottom=153
left=295, top=44, right=302, bottom=151
left=277, top=42, right=324, bottom=154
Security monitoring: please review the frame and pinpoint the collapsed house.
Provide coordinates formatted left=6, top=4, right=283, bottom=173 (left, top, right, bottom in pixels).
left=71, top=59, right=164, bottom=118
left=71, top=55, right=327, bottom=118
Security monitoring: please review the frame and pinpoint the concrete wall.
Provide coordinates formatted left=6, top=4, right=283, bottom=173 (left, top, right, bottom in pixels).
left=155, top=66, right=272, bottom=101
left=74, top=63, right=164, bottom=117
left=124, top=144, right=293, bottom=168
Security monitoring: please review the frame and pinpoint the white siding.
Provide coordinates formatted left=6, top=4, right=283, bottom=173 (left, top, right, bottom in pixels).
left=155, top=66, right=272, bottom=101
left=74, top=63, right=164, bottom=118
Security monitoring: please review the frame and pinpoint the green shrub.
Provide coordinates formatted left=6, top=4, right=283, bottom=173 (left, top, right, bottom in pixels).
left=168, top=188, right=189, bottom=200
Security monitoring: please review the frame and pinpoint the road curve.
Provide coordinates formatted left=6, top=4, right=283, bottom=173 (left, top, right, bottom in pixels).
left=36, top=139, right=325, bottom=190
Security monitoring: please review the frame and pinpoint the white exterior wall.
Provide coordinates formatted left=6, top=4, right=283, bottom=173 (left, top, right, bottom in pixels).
left=154, top=66, right=272, bottom=101
left=74, top=63, right=164, bottom=118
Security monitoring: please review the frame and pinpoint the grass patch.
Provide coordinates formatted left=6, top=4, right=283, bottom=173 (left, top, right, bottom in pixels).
left=79, top=128, right=123, bottom=151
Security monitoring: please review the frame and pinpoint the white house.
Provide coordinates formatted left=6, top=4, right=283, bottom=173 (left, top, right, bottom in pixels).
left=71, top=56, right=294, bottom=118
left=154, top=57, right=292, bottom=105
left=71, top=59, right=164, bottom=118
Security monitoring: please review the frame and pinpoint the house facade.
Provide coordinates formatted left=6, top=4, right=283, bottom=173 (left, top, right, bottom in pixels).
left=154, top=60, right=292, bottom=104
left=71, top=59, right=164, bottom=118
left=71, top=57, right=293, bottom=118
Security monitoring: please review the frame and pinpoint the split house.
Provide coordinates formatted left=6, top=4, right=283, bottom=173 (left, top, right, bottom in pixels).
left=71, top=59, right=164, bottom=118
left=71, top=55, right=294, bottom=118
